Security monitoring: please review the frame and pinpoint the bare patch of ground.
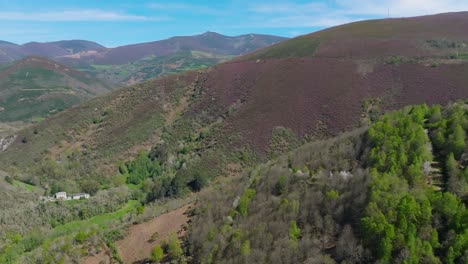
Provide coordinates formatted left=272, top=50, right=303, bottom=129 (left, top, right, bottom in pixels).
left=81, top=246, right=111, bottom=264
left=115, top=204, right=192, bottom=264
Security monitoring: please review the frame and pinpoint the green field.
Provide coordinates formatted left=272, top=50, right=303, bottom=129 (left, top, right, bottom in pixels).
left=51, top=200, right=138, bottom=236
left=12, top=180, right=37, bottom=192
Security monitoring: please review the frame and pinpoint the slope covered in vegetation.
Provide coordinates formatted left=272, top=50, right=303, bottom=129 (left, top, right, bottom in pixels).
left=188, top=102, right=468, bottom=264
left=1, top=13, right=468, bottom=263
left=243, top=12, right=468, bottom=60
left=0, top=56, right=111, bottom=122
left=2, top=12, right=468, bottom=208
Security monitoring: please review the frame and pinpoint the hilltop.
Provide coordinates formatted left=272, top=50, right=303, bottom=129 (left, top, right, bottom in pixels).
left=243, top=11, right=468, bottom=60
left=0, top=56, right=111, bottom=122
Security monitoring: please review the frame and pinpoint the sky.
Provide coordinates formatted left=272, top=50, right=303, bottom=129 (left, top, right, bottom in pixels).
left=0, top=0, right=467, bottom=47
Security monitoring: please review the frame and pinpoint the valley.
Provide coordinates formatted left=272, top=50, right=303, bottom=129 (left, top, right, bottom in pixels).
left=0, top=11, right=467, bottom=264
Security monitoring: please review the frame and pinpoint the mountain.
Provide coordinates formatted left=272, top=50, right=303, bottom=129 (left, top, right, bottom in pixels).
left=0, top=33, right=287, bottom=85
left=0, top=12, right=468, bottom=264
left=0, top=40, right=105, bottom=64
left=21, top=40, right=106, bottom=58
left=2, top=11, right=467, bottom=175
left=0, top=56, right=111, bottom=122
left=88, top=32, right=288, bottom=65
left=0, top=42, right=24, bottom=64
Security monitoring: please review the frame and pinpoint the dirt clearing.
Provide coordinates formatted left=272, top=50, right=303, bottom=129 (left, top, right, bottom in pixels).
left=115, top=204, right=192, bottom=264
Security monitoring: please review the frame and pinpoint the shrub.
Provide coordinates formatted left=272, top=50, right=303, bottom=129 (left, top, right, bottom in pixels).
left=75, top=231, right=88, bottom=243
left=165, top=234, right=182, bottom=260
left=325, top=190, right=339, bottom=200
left=274, top=176, right=287, bottom=195
left=5, top=175, right=14, bottom=184
left=288, top=221, right=301, bottom=241
left=151, top=244, right=164, bottom=263
left=137, top=205, right=145, bottom=215
left=237, top=188, right=256, bottom=217
left=240, top=240, right=251, bottom=257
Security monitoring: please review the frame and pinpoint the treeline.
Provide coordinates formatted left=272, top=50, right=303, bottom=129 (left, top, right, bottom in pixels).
left=362, top=103, right=467, bottom=263
left=427, top=104, right=468, bottom=196
left=187, top=102, right=468, bottom=263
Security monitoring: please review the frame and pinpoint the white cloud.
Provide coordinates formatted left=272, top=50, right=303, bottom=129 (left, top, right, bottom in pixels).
left=248, top=0, right=468, bottom=28
left=149, top=3, right=193, bottom=9
left=0, top=29, right=49, bottom=35
left=0, top=10, right=164, bottom=22
left=248, top=2, right=327, bottom=14
left=148, top=2, right=220, bottom=15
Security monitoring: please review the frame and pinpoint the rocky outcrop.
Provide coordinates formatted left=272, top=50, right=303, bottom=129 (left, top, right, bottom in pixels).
left=0, top=135, right=16, bottom=151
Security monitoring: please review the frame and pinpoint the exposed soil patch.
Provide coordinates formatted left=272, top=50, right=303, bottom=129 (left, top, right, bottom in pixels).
left=81, top=247, right=111, bottom=264
left=115, top=204, right=192, bottom=264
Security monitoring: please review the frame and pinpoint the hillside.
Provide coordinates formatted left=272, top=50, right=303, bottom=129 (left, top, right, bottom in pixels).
left=0, top=56, right=111, bottom=122
left=1, top=12, right=468, bottom=177
left=189, top=103, right=468, bottom=263
left=243, top=11, right=468, bottom=60
left=0, top=12, right=467, bottom=263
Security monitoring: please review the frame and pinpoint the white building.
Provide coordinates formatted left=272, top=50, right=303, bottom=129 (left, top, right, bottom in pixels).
left=51, top=191, right=90, bottom=201
left=71, top=193, right=90, bottom=200
left=55, top=192, right=67, bottom=200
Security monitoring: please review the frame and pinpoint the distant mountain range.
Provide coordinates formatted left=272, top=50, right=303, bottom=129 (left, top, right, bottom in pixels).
left=0, top=32, right=287, bottom=85
left=0, top=32, right=287, bottom=65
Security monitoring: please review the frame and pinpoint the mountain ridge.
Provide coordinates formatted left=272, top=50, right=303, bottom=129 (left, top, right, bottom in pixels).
left=0, top=32, right=288, bottom=65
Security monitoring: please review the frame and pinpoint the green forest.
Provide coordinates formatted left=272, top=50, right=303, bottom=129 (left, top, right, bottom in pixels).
left=188, top=102, right=468, bottom=264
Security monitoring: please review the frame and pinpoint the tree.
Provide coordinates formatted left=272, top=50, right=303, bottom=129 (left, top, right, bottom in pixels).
left=446, top=153, right=459, bottom=177
left=446, top=153, right=462, bottom=195
left=151, top=244, right=164, bottom=263
left=237, top=188, right=256, bottom=217
left=166, top=234, right=182, bottom=260
left=274, top=176, right=287, bottom=195
left=80, top=179, right=100, bottom=195
left=448, top=124, right=465, bottom=159
left=429, top=106, right=442, bottom=123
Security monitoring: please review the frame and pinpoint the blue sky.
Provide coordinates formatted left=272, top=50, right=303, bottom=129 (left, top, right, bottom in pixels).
left=0, top=0, right=467, bottom=47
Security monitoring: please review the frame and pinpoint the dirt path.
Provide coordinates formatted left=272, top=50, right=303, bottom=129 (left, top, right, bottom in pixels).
left=165, top=96, right=188, bottom=126
left=115, top=204, right=192, bottom=264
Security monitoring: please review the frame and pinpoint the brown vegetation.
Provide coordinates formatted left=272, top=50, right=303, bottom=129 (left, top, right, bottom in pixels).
left=115, top=204, right=192, bottom=264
